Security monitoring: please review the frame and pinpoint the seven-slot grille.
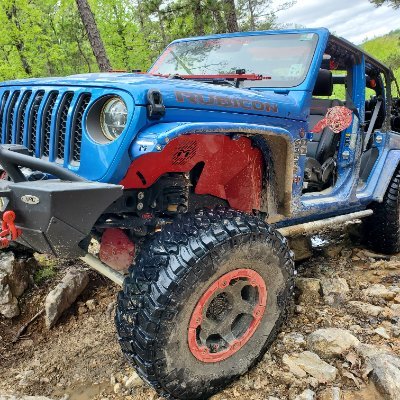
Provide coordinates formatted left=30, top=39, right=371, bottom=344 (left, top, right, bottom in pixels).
left=0, top=89, right=92, bottom=165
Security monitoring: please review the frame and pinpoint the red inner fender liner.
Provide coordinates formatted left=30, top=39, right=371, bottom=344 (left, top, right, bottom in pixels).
left=121, top=135, right=263, bottom=212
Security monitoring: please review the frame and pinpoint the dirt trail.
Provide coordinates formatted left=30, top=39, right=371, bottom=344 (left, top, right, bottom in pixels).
left=1, top=227, right=400, bottom=400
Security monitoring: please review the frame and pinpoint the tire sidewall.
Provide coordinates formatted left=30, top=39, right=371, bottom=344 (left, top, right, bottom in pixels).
left=154, top=232, right=289, bottom=396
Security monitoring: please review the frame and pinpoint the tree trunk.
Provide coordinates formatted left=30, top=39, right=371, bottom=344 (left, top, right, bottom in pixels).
left=5, top=3, right=32, bottom=76
left=157, top=10, right=168, bottom=48
left=248, top=0, right=255, bottom=30
left=223, top=0, right=239, bottom=32
left=75, top=0, right=111, bottom=72
left=192, top=0, right=205, bottom=36
left=210, top=5, right=225, bottom=33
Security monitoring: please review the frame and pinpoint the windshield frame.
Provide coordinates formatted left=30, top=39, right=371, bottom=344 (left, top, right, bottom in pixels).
left=148, top=29, right=324, bottom=90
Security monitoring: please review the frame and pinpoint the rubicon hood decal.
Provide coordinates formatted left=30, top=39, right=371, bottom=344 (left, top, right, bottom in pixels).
left=175, top=91, right=279, bottom=113
left=1, top=73, right=301, bottom=119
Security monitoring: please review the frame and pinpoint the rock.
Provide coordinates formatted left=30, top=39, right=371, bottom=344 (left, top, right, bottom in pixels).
left=348, top=301, right=384, bottom=317
left=362, top=250, right=391, bottom=260
left=45, top=270, right=89, bottom=328
left=306, top=377, right=319, bottom=389
left=0, top=291, right=19, bottom=318
left=19, top=339, right=34, bottom=349
left=0, top=396, right=55, bottom=400
left=252, top=377, right=262, bottom=390
left=374, top=327, right=390, bottom=339
left=16, top=370, right=35, bottom=387
left=295, top=278, right=321, bottom=304
left=283, top=354, right=307, bottom=378
left=359, top=348, right=400, bottom=400
left=85, top=299, right=96, bottom=311
left=349, top=324, right=363, bottom=334
left=77, top=305, right=87, bottom=315
left=363, top=284, right=396, bottom=301
left=0, top=252, right=32, bottom=297
left=289, top=236, right=313, bottom=261
left=323, top=245, right=344, bottom=258
left=320, top=278, right=349, bottom=305
left=317, top=387, right=341, bottom=400
left=283, top=332, right=306, bottom=347
left=125, top=371, right=144, bottom=389
left=390, top=304, right=400, bottom=317
left=391, top=285, right=400, bottom=294
left=393, top=325, right=400, bottom=338
left=295, top=389, right=315, bottom=400
left=295, top=305, right=304, bottom=314
left=113, top=382, right=122, bottom=394
left=394, top=294, right=400, bottom=304
left=0, top=252, right=33, bottom=318
left=106, top=300, right=116, bottom=318
left=371, top=259, right=400, bottom=270
left=372, top=361, right=400, bottom=400
left=282, top=351, right=337, bottom=383
left=307, top=328, right=359, bottom=358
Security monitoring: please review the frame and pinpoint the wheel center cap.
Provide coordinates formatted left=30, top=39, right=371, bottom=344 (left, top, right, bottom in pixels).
left=188, top=268, right=267, bottom=363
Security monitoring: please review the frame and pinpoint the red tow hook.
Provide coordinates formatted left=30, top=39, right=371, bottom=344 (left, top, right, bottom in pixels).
left=0, top=211, right=22, bottom=249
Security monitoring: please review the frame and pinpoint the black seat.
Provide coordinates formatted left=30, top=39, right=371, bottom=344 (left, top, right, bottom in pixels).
left=304, top=69, right=343, bottom=191
left=308, top=98, right=343, bottom=163
left=307, top=69, right=343, bottom=164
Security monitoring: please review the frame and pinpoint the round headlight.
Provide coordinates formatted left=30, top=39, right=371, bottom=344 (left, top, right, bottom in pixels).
left=100, top=97, right=128, bottom=140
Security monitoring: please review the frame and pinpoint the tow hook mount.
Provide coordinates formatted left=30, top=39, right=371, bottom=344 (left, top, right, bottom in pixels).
left=0, top=210, right=21, bottom=248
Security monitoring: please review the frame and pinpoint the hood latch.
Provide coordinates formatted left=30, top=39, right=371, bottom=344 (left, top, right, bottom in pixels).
left=147, top=89, right=165, bottom=119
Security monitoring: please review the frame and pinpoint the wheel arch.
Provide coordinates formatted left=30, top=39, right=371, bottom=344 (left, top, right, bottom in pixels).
left=363, top=149, right=400, bottom=204
left=123, top=123, right=295, bottom=216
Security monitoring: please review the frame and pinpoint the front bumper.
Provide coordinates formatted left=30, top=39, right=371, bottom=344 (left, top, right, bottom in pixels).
left=0, top=145, right=123, bottom=258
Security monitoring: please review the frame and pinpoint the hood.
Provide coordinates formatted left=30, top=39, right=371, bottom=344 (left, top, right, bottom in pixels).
left=0, top=73, right=304, bottom=121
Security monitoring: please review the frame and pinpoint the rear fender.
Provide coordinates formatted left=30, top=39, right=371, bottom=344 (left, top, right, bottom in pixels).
left=363, top=149, right=400, bottom=203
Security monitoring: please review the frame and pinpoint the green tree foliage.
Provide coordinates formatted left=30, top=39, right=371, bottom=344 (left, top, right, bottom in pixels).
left=0, top=0, right=98, bottom=80
left=362, top=30, right=400, bottom=94
left=369, top=0, right=400, bottom=8
left=0, top=0, right=294, bottom=80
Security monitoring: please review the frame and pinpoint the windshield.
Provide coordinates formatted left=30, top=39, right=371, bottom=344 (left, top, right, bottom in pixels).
left=149, top=33, right=319, bottom=88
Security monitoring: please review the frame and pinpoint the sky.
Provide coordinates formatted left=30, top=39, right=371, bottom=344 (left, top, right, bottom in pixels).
left=273, top=0, right=400, bottom=44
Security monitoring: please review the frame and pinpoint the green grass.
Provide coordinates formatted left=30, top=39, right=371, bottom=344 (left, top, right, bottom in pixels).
left=361, top=30, right=400, bottom=93
left=33, top=254, right=58, bottom=284
left=34, top=265, right=57, bottom=284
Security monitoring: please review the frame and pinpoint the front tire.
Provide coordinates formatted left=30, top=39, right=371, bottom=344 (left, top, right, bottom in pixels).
left=116, top=209, right=294, bottom=399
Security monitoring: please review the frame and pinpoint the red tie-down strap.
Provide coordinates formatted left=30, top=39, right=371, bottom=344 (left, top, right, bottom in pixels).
left=311, top=106, right=353, bottom=134
left=0, top=211, right=22, bottom=249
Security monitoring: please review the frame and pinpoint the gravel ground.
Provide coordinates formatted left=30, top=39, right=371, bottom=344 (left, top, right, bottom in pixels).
left=1, top=225, right=400, bottom=400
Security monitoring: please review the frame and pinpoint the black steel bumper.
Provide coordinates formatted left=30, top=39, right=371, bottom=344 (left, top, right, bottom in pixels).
left=0, top=145, right=123, bottom=258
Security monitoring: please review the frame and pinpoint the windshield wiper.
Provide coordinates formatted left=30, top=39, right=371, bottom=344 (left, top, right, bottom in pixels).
left=148, top=72, right=271, bottom=88
left=170, top=50, right=193, bottom=75
left=175, top=73, right=270, bottom=81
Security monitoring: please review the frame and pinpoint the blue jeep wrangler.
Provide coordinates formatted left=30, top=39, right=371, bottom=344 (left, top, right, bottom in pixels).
left=0, top=28, right=400, bottom=399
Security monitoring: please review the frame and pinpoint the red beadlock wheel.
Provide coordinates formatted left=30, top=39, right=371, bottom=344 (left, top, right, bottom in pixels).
left=188, top=268, right=267, bottom=362
left=116, top=209, right=294, bottom=400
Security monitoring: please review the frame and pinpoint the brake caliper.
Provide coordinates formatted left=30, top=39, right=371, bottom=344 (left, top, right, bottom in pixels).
left=0, top=211, right=22, bottom=248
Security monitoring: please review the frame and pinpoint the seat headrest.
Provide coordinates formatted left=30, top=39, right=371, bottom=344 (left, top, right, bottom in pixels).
left=313, top=69, right=333, bottom=97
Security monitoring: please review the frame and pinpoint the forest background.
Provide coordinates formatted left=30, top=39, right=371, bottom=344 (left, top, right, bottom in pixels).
left=0, top=0, right=399, bottom=83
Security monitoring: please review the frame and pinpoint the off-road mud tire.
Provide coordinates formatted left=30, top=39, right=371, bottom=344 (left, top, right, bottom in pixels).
left=364, top=167, right=400, bottom=254
left=116, top=208, right=294, bottom=399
